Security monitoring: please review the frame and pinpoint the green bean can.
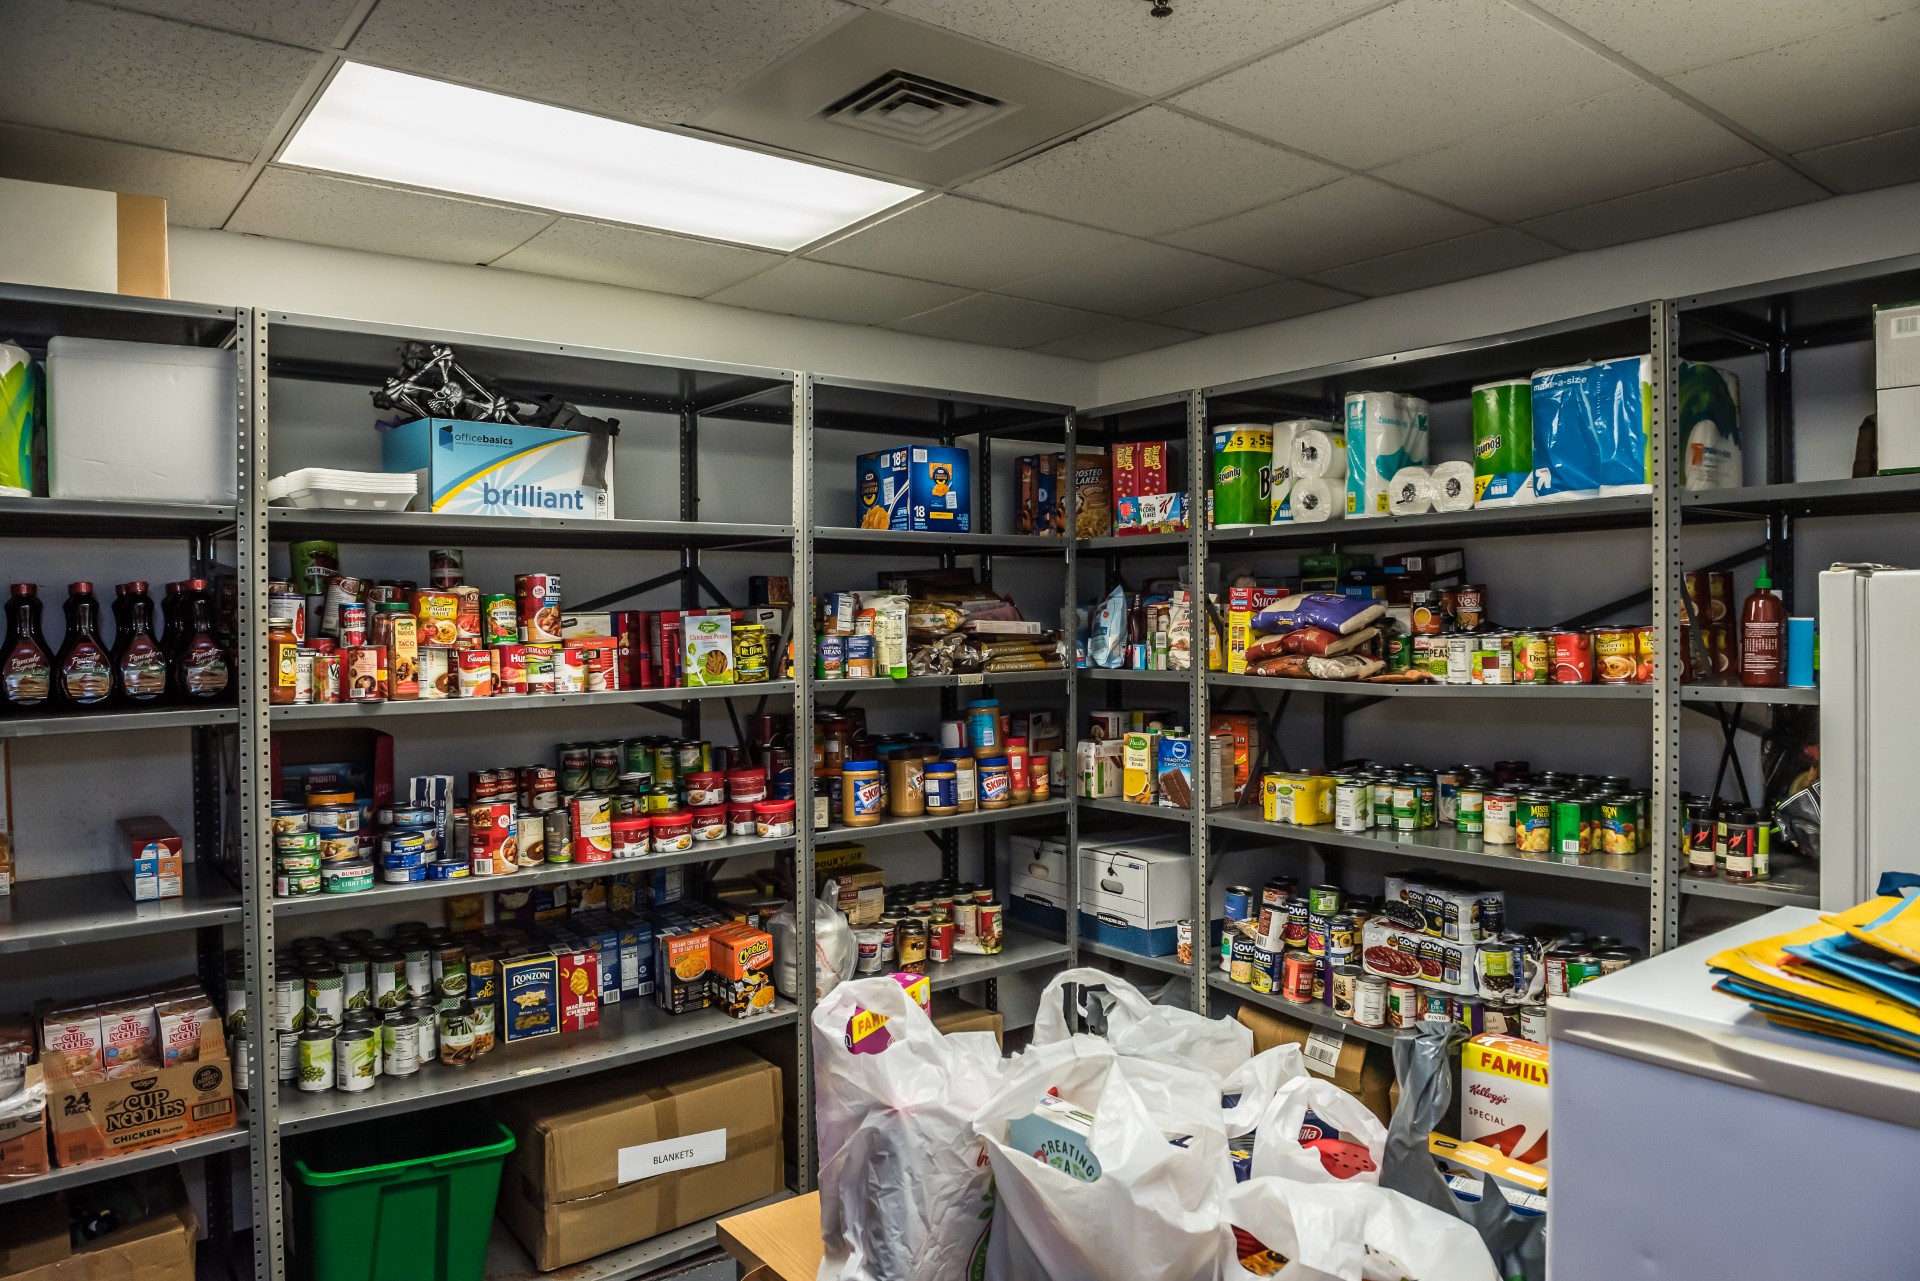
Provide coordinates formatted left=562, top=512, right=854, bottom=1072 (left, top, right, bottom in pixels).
left=382, top=1011, right=421, bottom=1077
left=303, top=963, right=344, bottom=1029
left=369, top=948, right=406, bottom=1010
left=1384, top=630, right=1412, bottom=674
left=297, top=1028, right=335, bottom=1092
left=336, top=1026, right=378, bottom=1092
left=402, top=945, right=432, bottom=1002
left=1457, top=785, right=1486, bottom=835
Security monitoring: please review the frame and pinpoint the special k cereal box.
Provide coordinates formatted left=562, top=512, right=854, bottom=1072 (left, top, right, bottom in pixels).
left=710, top=925, right=775, bottom=1019
left=557, top=950, right=600, bottom=1034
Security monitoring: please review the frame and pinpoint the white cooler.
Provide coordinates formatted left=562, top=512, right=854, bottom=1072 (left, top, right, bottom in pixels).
left=46, top=336, right=236, bottom=504
left=1550, top=908, right=1920, bottom=1279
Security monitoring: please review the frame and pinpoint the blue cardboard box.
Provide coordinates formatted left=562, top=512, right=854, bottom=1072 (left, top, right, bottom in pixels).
left=856, top=445, right=971, bottom=532
left=382, top=417, right=613, bottom=518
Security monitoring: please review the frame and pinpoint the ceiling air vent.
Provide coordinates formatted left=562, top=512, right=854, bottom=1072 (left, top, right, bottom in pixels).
left=821, top=71, right=1014, bottom=149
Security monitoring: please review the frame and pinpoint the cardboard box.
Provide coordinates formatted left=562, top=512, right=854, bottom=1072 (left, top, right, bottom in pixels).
left=118, top=816, right=183, bottom=902
left=931, top=999, right=1004, bottom=1047
left=710, top=924, right=776, bottom=1018
left=816, top=862, right=887, bottom=927
left=1236, top=1002, right=1394, bottom=1125
left=43, top=1022, right=235, bottom=1167
left=855, top=446, right=971, bottom=533
left=1459, top=1034, right=1550, bottom=1170
left=382, top=418, right=614, bottom=519
left=0, top=1169, right=196, bottom=1280
left=1078, top=838, right=1190, bottom=957
left=494, top=1047, right=783, bottom=1271
left=0, top=1064, right=49, bottom=1181
left=0, top=178, right=170, bottom=298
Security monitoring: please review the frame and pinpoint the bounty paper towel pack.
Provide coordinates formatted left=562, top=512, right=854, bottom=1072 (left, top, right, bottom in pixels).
left=1266, top=419, right=1315, bottom=521
left=1470, top=378, right=1533, bottom=506
left=1344, top=392, right=1429, bottom=517
left=1677, top=360, right=1742, bottom=491
left=1211, top=424, right=1272, bottom=528
left=1530, top=356, right=1651, bottom=501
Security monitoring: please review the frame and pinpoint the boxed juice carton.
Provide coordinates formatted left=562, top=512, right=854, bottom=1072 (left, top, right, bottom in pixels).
left=382, top=418, right=613, bottom=518
left=118, top=816, right=183, bottom=902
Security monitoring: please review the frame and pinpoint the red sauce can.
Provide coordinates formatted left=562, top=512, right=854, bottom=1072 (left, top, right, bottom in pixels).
left=491, top=643, right=528, bottom=695
left=928, top=920, right=954, bottom=963
left=1281, top=949, right=1315, bottom=1003
left=312, top=650, right=344, bottom=704
left=467, top=800, right=515, bottom=875
left=345, top=646, right=386, bottom=701
left=515, top=573, right=563, bottom=643
left=1550, top=631, right=1593, bottom=684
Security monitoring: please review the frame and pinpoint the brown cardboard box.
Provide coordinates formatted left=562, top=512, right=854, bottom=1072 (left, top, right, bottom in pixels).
left=1236, top=1002, right=1395, bottom=1125
left=931, top=999, right=1004, bottom=1048
left=494, top=1046, right=783, bottom=1271
left=0, top=1169, right=196, bottom=1280
left=0, top=1063, right=50, bottom=1181
left=43, top=1022, right=235, bottom=1167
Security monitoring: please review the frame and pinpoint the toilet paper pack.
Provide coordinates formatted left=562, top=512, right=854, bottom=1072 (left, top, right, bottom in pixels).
left=1344, top=392, right=1429, bottom=517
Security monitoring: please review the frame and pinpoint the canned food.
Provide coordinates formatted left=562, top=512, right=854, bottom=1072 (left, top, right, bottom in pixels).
left=1283, top=897, right=1309, bottom=949
left=1484, top=790, right=1518, bottom=846
left=1592, top=629, right=1638, bottom=684
left=1551, top=631, right=1594, bottom=684
left=382, top=1011, right=420, bottom=1076
left=1388, top=980, right=1419, bottom=1028
left=1445, top=634, right=1474, bottom=685
left=297, top=1028, right=335, bottom=1092
left=346, top=646, right=386, bottom=701
left=482, top=593, right=517, bottom=646
left=1330, top=964, right=1361, bottom=1017
left=1229, top=936, right=1256, bottom=984
left=336, top=1026, right=378, bottom=1092
left=516, top=574, right=563, bottom=644
left=1513, top=794, right=1554, bottom=853
left=1334, top=779, right=1372, bottom=832
left=1250, top=945, right=1277, bottom=994
left=1457, top=785, right=1485, bottom=835
left=1552, top=796, right=1592, bottom=854
left=1600, top=794, right=1640, bottom=855
left=1511, top=632, right=1550, bottom=685
left=571, top=793, right=614, bottom=860
left=1393, top=781, right=1418, bottom=832
left=1353, top=976, right=1388, bottom=1028
left=439, top=1003, right=477, bottom=1066
left=1281, top=950, right=1315, bottom=1003
left=1223, top=885, right=1254, bottom=922
left=1454, top=585, right=1487, bottom=631
left=1370, top=775, right=1396, bottom=828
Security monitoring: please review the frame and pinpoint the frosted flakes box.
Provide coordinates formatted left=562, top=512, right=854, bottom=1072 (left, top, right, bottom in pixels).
left=382, top=418, right=613, bottom=519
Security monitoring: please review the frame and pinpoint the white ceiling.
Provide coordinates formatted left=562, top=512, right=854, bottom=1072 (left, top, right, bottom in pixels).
left=4, top=0, right=1916, bottom=360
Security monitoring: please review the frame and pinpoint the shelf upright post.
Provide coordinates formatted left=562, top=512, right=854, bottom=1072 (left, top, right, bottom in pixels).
left=1651, top=299, right=1682, bottom=954
left=1063, top=411, right=1081, bottom=962
left=791, top=372, right=817, bottom=1192
left=679, top=397, right=702, bottom=742
left=237, top=307, right=284, bottom=1281
left=1765, top=298, right=1797, bottom=609
left=1187, top=389, right=1210, bottom=1011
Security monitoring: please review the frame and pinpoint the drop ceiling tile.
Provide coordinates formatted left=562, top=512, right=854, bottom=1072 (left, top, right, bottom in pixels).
left=1795, top=124, right=1920, bottom=193
left=1151, top=279, right=1360, bottom=334
left=1162, top=176, right=1489, bottom=276
left=884, top=0, right=1379, bottom=96
left=806, top=196, right=1132, bottom=290
left=1030, top=320, right=1201, bottom=361
left=708, top=260, right=970, bottom=324
left=1373, top=83, right=1764, bottom=223
left=1671, top=11, right=1920, bottom=153
left=0, top=123, right=251, bottom=228
left=0, top=0, right=318, bottom=161
left=491, top=218, right=781, bottom=296
left=1529, top=0, right=1914, bottom=76
left=999, top=241, right=1277, bottom=319
left=1306, top=229, right=1565, bottom=298
left=886, top=293, right=1114, bottom=348
left=104, top=0, right=365, bottom=48
left=230, top=168, right=553, bottom=264
left=957, top=107, right=1339, bottom=237
left=1518, top=162, right=1826, bottom=251
left=349, top=0, right=849, bottom=126
left=1171, top=0, right=1630, bottom=169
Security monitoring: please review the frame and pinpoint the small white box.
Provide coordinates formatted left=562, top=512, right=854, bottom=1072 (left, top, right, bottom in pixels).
left=1877, top=385, right=1920, bottom=474
left=46, top=337, right=236, bottom=503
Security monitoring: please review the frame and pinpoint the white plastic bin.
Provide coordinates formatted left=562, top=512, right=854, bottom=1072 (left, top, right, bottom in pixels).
left=46, top=336, right=236, bottom=504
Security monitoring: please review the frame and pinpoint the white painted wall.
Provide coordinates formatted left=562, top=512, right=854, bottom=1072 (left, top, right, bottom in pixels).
left=1092, top=181, right=1920, bottom=408
left=167, top=228, right=1097, bottom=408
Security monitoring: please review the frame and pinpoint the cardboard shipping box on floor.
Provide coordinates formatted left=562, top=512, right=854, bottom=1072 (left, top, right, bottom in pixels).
left=932, top=998, right=1004, bottom=1047
left=1237, top=1002, right=1395, bottom=1125
left=42, top=1022, right=236, bottom=1167
left=494, top=1045, right=784, bottom=1271
left=0, top=1169, right=197, bottom=1280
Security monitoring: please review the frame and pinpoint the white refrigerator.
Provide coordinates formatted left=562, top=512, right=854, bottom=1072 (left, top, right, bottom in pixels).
left=1818, top=565, right=1920, bottom=908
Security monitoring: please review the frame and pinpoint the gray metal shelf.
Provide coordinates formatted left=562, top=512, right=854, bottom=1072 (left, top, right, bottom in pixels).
left=1681, top=683, right=1819, bottom=705
left=485, top=1192, right=794, bottom=1281
left=1209, top=809, right=1650, bottom=884
left=0, top=497, right=237, bottom=538
left=276, top=1000, right=800, bottom=1135
left=0, top=865, right=244, bottom=952
left=1208, top=673, right=1654, bottom=699
left=0, top=705, right=238, bottom=738
left=1079, top=531, right=1190, bottom=553
left=1677, top=865, right=1820, bottom=908
left=269, top=509, right=791, bottom=551
left=818, top=798, right=1070, bottom=845
left=1077, top=796, right=1192, bottom=827
left=270, top=681, right=794, bottom=724
left=812, top=527, right=1066, bottom=556
left=273, top=835, right=797, bottom=918
left=1079, top=668, right=1187, bottom=684
left=1208, top=972, right=1411, bottom=1047
left=1681, top=474, right=1920, bottom=521
left=1078, top=937, right=1190, bottom=978
left=0, top=281, right=236, bottom=348
left=1205, top=494, right=1651, bottom=549
left=815, top=669, right=1066, bottom=691
left=928, top=927, right=1070, bottom=991
left=0, top=1123, right=249, bottom=1207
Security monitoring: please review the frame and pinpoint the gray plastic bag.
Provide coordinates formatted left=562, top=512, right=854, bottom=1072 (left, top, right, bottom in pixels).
left=1381, top=1023, right=1546, bottom=1281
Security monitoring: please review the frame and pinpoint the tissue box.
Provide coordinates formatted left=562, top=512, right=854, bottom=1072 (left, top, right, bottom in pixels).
left=382, top=418, right=613, bottom=518
left=856, top=446, right=971, bottom=532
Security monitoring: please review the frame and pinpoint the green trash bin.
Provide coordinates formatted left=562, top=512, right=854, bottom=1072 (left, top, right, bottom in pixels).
left=288, top=1107, right=515, bottom=1281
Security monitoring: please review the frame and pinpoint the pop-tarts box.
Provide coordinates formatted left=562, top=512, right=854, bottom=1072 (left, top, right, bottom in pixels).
left=856, top=446, right=971, bottom=532
left=382, top=418, right=613, bottom=518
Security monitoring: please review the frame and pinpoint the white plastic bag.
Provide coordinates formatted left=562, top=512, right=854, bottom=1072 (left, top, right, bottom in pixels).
left=1222, top=1045, right=1310, bottom=1154
left=773, top=893, right=857, bottom=1001
left=1247, top=1077, right=1388, bottom=1185
left=1033, top=967, right=1253, bottom=1079
left=978, top=1035, right=1231, bottom=1281
left=1218, top=1176, right=1500, bottom=1281
left=813, top=976, right=1004, bottom=1281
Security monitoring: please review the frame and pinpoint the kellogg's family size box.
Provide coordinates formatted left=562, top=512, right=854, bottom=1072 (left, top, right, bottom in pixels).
left=383, top=418, right=614, bottom=519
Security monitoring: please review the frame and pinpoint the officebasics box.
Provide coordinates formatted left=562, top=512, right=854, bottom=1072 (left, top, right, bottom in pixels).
left=855, top=446, right=971, bottom=532
left=382, top=418, right=613, bottom=518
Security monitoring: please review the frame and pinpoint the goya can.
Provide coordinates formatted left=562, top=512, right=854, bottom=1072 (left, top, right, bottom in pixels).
left=1283, top=897, right=1310, bottom=948
left=1229, top=935, right=1256, bottom=984
left=1511, top=631, right=1550, bottom=685
left=1513, top=794, right=1553, bottom=853
left=1250, top=944, right=1277, bottom=994
left=1281, top=950, right=1315, bottom=1003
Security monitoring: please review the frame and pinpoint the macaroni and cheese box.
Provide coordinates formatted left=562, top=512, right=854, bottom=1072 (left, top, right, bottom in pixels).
left=382, top=418, right=613, bottom=519
left=856, top=446, right=971, bottom=533
left=709, top=925, right=775, bottom=1019
left=654, top=928, right=712, bottom=1014
left=557, top=951, right=600, bottom=1033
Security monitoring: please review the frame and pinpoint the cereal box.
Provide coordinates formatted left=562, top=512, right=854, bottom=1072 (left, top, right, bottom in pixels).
left=557, top=951, right=600, bottom=1033
left=1071, top=448, right=1113, bottom=540
left=1460, top=1034, right=1550, bottom=1170
left=501, top=950, right=559, bottom=1043
left=682, top=613, right=734, bottom=687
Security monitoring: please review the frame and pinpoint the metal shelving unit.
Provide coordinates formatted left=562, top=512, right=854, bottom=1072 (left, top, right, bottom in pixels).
left=0, top=866, right=245, bottom=951
left=0, top=1125, right=252, bottom=1209
left=268, top=681, right=792, bottom=723
left=1209, top=973, right=1411, bottom=1047
left=0, top=704, right=239, bottom=738
left=485, top=1192, right=794, bottom=1281
left=1208, top=673, right=1653, bottom=699
left=1207, top=810, right=1652, bottom=885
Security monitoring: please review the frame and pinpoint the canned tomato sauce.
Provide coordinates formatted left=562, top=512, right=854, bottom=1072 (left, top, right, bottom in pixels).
left=1551, top=631, right=1593, bottom=684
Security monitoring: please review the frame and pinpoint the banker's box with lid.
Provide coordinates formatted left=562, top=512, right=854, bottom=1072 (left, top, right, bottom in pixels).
left=493, top=1046, right=783, bottom=1270
left=1009, top=834, right=1068, bottom=933
left=1077, top=838, right=1190, bottom=957
left=381, top=418, right=613, bottom=518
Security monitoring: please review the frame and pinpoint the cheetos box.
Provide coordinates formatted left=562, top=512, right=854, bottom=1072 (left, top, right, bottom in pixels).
left=1459, top=1033, right=1550, bottom=1171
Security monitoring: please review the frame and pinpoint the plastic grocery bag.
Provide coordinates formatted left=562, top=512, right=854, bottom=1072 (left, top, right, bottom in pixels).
left=1218, top=1175, right=1501, bottom=1280
left=773, top=894, right=858, bottom=1001
left=977, top=1035, right=1230, bottom=1281
left=1380, top=1024, right=1545, bottom=1281
left=813, top=976, right=1004, bottom=1281
left=1223, top=1044, right=1309, bottom=1182
left=1032, top=967, right=1253, bottom=1078
left=1246, top=1076, right=1387, bottom=1185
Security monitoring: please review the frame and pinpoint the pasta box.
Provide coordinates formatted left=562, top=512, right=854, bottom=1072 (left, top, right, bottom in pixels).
left=856, top=446, right=971, bottom=533
left=501, top=950, right=560, bottom=1043
left=382, top=418, right=613, bottom=519
left=557, top=951, right=600, bottom=1033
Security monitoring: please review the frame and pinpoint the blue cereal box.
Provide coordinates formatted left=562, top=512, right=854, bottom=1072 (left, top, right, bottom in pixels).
left=382, top=418, right=613, bottom=518
left=856, top=445, right=971, bottom=532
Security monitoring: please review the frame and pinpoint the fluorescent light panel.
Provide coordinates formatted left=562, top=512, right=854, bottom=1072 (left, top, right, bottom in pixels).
left=281, top=63, right=920, bottom=252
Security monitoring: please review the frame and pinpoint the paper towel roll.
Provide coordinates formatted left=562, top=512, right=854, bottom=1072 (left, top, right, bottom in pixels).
left=1268, top=420, right=1308, bottom=521
left=1344, top=392, right=1431, bottom=518
left=1388, top=466, right=1433, bottom=517
left=1290, top=477, right=1343, bottom=523
left=1291, top=429, right=1346, bottom=480
left=1430, top=460, right=1476, bottom=512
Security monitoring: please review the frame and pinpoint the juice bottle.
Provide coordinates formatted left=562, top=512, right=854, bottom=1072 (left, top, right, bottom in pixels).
left=1740, top=571, right=1786, bottom=688
left=112, top=580, right=169, bottom=705
left=0, top=583, right=53, bottom=712
left=54, top=581, right=112, bottom=708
